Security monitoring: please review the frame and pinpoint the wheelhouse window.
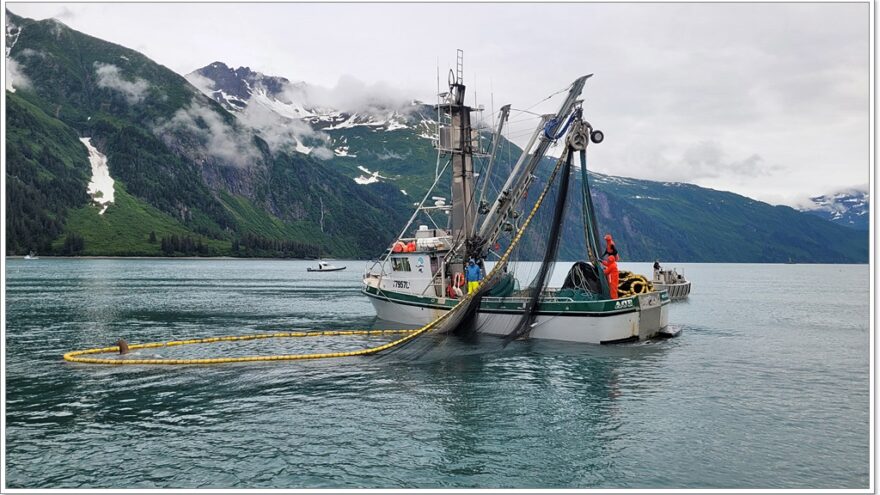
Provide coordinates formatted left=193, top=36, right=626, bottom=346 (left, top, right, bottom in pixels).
left=391, top=257, right=411, bottom=272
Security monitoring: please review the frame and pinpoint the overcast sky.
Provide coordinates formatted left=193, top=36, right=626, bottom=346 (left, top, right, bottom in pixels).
left=6, top=2, right=870, bottom=207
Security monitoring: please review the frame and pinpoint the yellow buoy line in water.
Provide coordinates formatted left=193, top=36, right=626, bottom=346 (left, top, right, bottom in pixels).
left=63, top=329, right=421, bottom=365
left=63, top=152, right=567, bottom=366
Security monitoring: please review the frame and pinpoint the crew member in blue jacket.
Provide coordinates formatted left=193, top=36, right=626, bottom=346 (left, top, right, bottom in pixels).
left=465, top=258, right=483, bottom=294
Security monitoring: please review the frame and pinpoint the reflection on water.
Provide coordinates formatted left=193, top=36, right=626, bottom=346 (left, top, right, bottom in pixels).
left=4, top=259, right=869, bottom=489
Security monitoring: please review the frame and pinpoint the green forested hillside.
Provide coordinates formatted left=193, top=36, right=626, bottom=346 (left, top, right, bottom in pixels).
left=584, top=174, right=869, bottom=263
left=6, top=92, right=90, bottom=254
left=319, top=125, right=870, bottom=263
left=5, top=10, right=409, bottom=257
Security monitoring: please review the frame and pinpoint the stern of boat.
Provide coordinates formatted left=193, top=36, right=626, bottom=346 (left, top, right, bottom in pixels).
left=636, top=291, right=668, bottom=340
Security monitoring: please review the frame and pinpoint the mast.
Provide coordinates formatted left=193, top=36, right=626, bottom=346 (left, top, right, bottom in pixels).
left=437, top=49, right=477, bottom=243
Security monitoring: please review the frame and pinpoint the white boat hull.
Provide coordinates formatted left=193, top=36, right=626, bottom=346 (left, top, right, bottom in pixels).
left=307, top=266, right=346, bottom=272
left=365, top=288, right=669, bottom=344
left=653, top=281, right=691, bottom=300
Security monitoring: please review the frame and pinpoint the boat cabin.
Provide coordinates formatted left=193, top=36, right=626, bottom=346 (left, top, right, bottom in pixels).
left=365, top=225, right=453, bottom=297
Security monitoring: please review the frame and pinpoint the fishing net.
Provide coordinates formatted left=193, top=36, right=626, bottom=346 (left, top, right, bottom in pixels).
left=500, top=150, right=573, bottom=344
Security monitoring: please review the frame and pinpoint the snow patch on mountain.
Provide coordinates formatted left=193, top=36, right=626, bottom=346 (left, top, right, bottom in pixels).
left=80, top=138, right=115, bottom=214
left=213, top=89, right=247, bottom=109
left=354, top=165, right=389, bottom=185
left=334, top=145, right=355, bottom=157
left=413, top=112, right=440, bottom=140
left=320, top=111, right=410, bottom=131
left=250, top=85, right=314, bottom=119
left=294, top=140, right=312, bottom=154
left=591, top=172, right=638, bottom=186
left=354, top=174, right=380, bottom=185
left=323, top=113, right=371, bottom=130
left=386, top=119, right=409, bottom=131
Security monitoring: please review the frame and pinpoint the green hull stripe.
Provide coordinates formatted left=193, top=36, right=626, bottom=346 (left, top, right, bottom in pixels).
left=362, top=285, right=668, bottom=316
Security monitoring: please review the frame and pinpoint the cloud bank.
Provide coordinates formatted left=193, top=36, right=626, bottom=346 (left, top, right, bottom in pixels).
left=94, top=62, right=150, bottom=104
left=184, top=71, right=215, bottom=95
left=251, top=75, right=415, bottom=157
left=236, top=93, right=333, bottom=157
left=154, top=99, right=260, bottom=168
left=288, top=75, right=413, bottom=116
left=5, top=58, right=31, bottom=92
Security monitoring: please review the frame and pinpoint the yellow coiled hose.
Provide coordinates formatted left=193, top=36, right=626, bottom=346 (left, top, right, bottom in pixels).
left=616, top=270, right=654, bottom=297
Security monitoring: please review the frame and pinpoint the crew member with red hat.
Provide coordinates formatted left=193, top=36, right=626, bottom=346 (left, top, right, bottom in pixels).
left=601, top=233, right=619, bottom=261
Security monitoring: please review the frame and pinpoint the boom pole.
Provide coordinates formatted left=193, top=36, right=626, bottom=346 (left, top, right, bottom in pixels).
left=475, top=75, right=592, bottom=253
left=475, top=103, right=511, bottom=223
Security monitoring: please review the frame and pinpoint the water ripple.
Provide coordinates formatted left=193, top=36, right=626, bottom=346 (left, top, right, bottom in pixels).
left=4, top=259, right=870, bottom=489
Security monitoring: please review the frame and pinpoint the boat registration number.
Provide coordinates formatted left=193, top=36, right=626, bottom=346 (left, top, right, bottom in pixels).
left=392, top=280, right=410, bottom=289
left=614, top=299, right=634, bottom=310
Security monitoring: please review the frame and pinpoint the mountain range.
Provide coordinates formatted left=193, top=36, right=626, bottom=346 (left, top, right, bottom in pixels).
left=4, top=10, right=869, bottom=263
left=800, top=189, right=869, bottom=231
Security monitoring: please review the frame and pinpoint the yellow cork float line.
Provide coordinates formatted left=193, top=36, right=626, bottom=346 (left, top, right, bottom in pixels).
left=63, top=154, right=567, bottom=366
left=63, top=329, right=424, bottom=365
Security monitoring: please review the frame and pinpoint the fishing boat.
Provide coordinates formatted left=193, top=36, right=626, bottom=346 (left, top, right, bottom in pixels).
left=362, top=52, right=670, bottom=344
left=307, top=198, right=347, bottom=272
left=652, top=263, right=691, bottom=300
left=308, top=261, right=346, bottom=272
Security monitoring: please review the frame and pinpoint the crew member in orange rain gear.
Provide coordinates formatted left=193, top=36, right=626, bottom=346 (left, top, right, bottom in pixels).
left=601, top=254, right=619, bottom=299
left=601, top=233, right=619, bottom=261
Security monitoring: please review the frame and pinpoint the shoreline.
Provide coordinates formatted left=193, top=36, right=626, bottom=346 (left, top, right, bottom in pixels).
left=3, top=256, right=867, bottom=264
left=4, top=256, right=336, bottom=261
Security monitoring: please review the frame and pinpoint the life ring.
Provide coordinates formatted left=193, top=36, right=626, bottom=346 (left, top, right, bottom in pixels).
left=446, top=284, right=457, bottom=298
left=453, top=272, right=465, bottom=287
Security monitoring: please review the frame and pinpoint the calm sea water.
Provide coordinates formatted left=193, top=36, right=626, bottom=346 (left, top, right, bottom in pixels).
left=4, top=259, right=870, bottom=489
